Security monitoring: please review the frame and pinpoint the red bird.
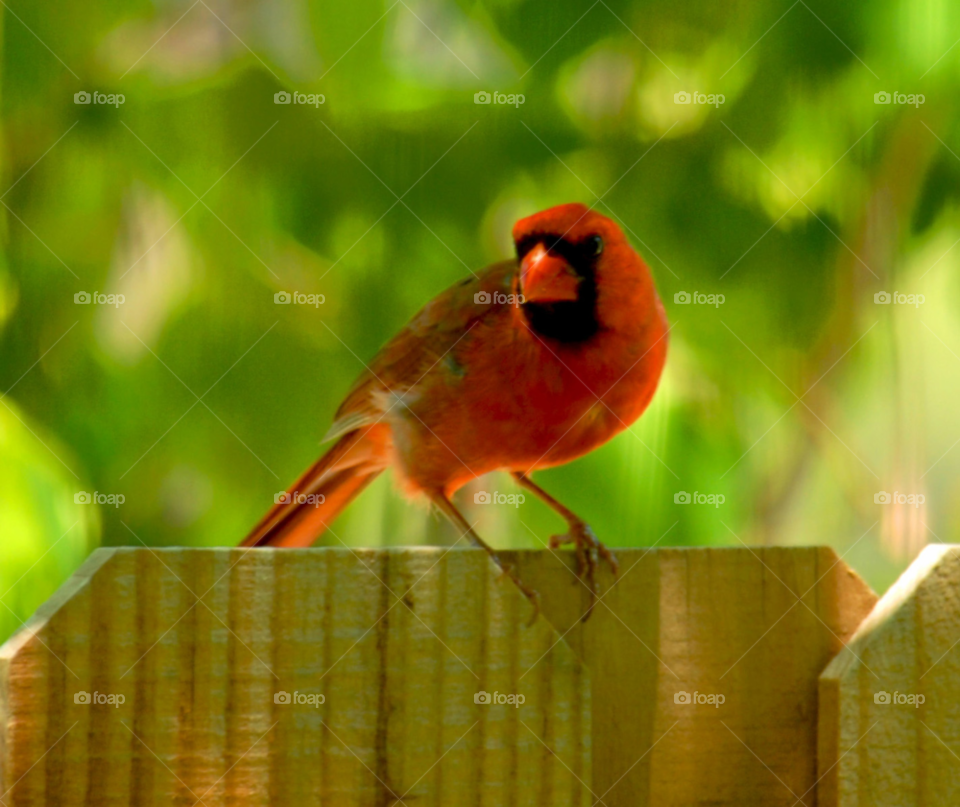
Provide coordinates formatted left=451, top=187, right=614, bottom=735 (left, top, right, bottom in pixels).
left=242, top=203, right=669, bottom=612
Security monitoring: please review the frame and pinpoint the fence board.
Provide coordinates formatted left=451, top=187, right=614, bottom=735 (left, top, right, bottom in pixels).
left=508, top=545, right=877, bottom=807
left=0, top=548, right=589, bottom=807
left=819, top=544, right=960, bottom=807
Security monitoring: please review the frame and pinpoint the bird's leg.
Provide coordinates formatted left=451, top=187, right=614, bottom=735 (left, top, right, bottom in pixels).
left=511, top=472, right=618, bottom=603
left=427, top=489, right=541, bottom=625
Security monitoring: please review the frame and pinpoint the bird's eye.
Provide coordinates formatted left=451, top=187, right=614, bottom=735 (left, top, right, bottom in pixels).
left=588, top=235, right=603, bottom=257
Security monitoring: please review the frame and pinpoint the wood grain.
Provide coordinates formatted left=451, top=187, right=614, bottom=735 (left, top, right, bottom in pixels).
left=508, top=545, right=876, bottom=807
left=1, top=546, right=878, bottom=806
left=819, top=544, right=960, bottom=807
left=0, top=548, right=590, bottom=807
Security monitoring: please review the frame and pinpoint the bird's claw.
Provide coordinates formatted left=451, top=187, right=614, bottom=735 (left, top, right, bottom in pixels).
left=497, top=563, right=541, bottom=626
left=550, top=522, right=617, bottom=618
left=520, top=584, right=542, bottom=628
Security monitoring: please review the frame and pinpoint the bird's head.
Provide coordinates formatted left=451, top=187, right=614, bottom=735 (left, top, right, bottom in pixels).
left=512, top=203, right=659, bottom=343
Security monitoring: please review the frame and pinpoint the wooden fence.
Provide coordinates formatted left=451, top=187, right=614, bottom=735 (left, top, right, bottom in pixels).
left=0, top=544, right=951, bottom=805
left=819, top=544, right=960, bottom=806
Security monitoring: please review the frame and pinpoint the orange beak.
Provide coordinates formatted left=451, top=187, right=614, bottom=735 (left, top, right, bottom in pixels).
left=519, top=243, right=581, bottom=304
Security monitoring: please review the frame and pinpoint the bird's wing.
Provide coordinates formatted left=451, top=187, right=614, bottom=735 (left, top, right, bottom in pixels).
left=323, top=261, right=516, bottom=441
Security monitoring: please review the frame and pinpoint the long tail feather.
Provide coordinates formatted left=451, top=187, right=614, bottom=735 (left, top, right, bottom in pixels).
left=240, top=426, right=388, bottom=547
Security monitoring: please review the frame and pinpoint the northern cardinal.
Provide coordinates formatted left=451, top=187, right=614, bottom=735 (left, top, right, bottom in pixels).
left=242, top=203, right=669, bottom=614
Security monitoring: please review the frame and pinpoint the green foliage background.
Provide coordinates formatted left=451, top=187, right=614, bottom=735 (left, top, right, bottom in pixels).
left=2, top=0, right=959, bottom=642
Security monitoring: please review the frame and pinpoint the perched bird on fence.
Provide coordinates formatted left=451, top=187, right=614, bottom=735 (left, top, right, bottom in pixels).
left=241, top=203, right=669, bottom=616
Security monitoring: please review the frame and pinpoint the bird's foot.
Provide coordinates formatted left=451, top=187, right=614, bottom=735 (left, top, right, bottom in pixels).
left=549, top=522, right=618, bottom=619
